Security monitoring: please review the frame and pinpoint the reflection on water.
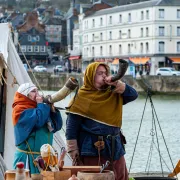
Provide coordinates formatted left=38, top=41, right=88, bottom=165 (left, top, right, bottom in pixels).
left=43, top=91, right=180, bottom=173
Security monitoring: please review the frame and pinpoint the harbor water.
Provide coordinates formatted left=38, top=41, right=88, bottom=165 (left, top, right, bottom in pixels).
left=43, top=91, right=180, bottom=174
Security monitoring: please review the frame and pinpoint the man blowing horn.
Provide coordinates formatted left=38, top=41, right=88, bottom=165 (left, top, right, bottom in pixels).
left=66, top=62, right=138, bottom=180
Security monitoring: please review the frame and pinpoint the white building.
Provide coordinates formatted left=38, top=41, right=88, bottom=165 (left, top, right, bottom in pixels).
left=69, top=24, right=82, bottom=72
left=73, top=0, right=180, bottom=75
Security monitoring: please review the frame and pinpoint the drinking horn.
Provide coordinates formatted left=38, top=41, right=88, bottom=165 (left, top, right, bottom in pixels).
left=43, top=77, right=78, bottom=104
left=111, top=59, right=129, bottom=82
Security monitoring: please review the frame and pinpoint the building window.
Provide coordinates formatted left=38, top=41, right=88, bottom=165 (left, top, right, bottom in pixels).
left=177, top=42, right=180, bottom=52
left=159, top=41, right=165, bottom=52
left=100, top=46, right=103, bottom=55
left=128, top=13, right=131, bottom=22
left=34, top=46, right=39, bottom=52
left=119, top=30, right=122, bottom=39
left=128, top=29, right=131, bottom=38
left=85, top=21, right=88, bottom=29
left=146, top=42, right=149, bottom=53
left=128, top=44, right=131, bottom=53
left=27, top=46, right=33, bottom=52
left=119, top=44, right=122, bottom=54
left=100, top=33, right=103, bottom=41
left=109, top=16, right=112, bottom=24
left=36, top=35, right=40, bottom=41
left=83, top=35, right=85, bottom=43
left=159, top=26, right=165, bottom=36
left=109, top=31, right=112, bottom=40
left=119, top=14, right=122, bottom=23
left=141, top=28, right=143, bottom=37
left=85, top=35, right=87, bottom=43
left=92, top=47, right=95, bottom=56
left=146, top=27, right=149, bottom=37
left=109, top=45, right=112, bottom=54
left=159, top=9, right=164, bottom=18
left=177, top=27, right=180, bottom=36
left=146, top=10, right=149, bottom=19
left=141, top=11, right=144, bottom=20
left=100, top=17, right=103, bottom=26
left=75, top=35, right=78, bottom=43
left=20, top=45, right=26, bottom=52
left=177, top=9, right=180, bottom=18
left=92, top=19, right=95, bottom=27
left=74, top=47, right=78, bottom=51
left=92, top=34, right=95, bottom=42
left=140, top=43, right=143, bottom=53
left=28, top=35, right=32, bottom=41
left=40, top=46, right=46, bottom=52
left=31, top=36, right=37, bottom=43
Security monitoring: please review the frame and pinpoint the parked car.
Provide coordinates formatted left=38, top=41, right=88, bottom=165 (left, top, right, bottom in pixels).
left=54, top=65, right=63, bottom=73
left=156, top=67, right=180, bottom=76
left=34, top=65, right=47, bottom=72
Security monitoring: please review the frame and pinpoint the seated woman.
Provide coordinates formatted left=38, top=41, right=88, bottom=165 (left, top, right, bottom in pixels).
left=12, top=82, right=62, bottom=175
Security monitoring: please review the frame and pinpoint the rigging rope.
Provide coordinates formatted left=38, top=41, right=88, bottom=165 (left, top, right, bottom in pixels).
left=129, top=88, right=175, bottom=176
left=54, top=134, right=72, bottom=161
left=145, top=111, right=155, bottom=172
left=149, top=94, right=176, bottom=174
left=145, top=140, right=153, bottom=173
left=128, top=89, right=149, bottom=173
left=150, top=95, right=164, bottom=175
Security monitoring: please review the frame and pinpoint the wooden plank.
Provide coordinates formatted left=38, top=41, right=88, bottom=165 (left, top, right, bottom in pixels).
left=63, top=166, right=101, bottom=176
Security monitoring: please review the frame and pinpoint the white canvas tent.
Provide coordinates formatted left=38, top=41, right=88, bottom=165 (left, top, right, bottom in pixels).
left=0, top=23, right=71, bottom=169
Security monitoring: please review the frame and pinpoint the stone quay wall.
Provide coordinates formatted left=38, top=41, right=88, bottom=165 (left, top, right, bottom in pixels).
left=28, top=72, right=180, bottom=95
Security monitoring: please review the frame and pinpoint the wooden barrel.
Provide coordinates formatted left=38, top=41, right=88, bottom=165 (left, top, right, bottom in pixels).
left=77, top=170, right=115, bottom=180
left=4, top=169, right=30, bottom=180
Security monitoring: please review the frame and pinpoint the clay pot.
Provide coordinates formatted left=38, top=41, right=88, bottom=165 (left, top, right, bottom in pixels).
left=77, top=170, right=115, bottom=180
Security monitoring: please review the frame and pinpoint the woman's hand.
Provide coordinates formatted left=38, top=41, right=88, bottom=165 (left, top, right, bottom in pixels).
left=36, top=95, right=43, bottom=103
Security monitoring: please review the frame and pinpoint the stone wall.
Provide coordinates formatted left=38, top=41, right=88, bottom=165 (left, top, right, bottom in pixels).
left=28, top=72, right=83, bottom=91
left=140, top=76, right=180, bottom=94
left=28, top=72, right=180, bottom=94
